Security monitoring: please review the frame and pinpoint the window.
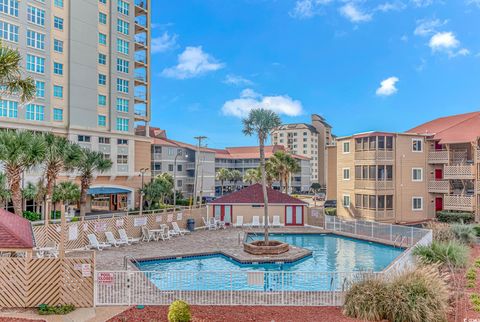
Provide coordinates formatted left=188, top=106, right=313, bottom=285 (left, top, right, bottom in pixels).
left=26, top=54, right=45, bottom=73
left=98, top=115, right=106, bottom=126
left=54, top=16, right=64, bottom=30
left=0, top=99, right=18, bottom=118
left=99, top=33, right=107, bottom=45
left=412, top=197, right=423, bottom=211
left=54, top=0, right=63, bottom=8
left=117, top=154, right=128, bottom=164
left=412, top=168, right=423, bottom=182
left=117, top=0, right=129, bottom=15
left=343, top=168, right=350, bottom=180
left=78, top=135, right=91, bottom=142
left=27, top=6, right=45, bottom=26
left=167, top=148, right=174, bottom=155
left=53, top=85, right=63, bottom=98
left=0, top=0, right=19, bottom=17
left=99, top=12, right=107, bottom=24
left=98, top=94, right=106, bottom=106
left=53, top=62, right=63, bottom=75
left=117, top=139, right=128, bottom=145
left=117, top=19, right=129, bottom=35
left=26, top=104, right=44, bottom=121
left=342, top=195, right=350, bottom=208
left=412, top=138, right=423, bottom=152
left=177, top=164, right=182, bottom=171
left=116, top=58, right=129, bottom=73
left=0, top=22, right=19, bottom=42
left=99, top=137, right=110, bottom=144
left=98, top=74, right=106, bottom=85
left=116, top=78, right=129, bottom=93
left=116, top=98, right=129, bottom=112
left=343, top=141, right=350, bottom=153
left=53, top=39, right=63, bottom=53
left=35, top=81, right=45, bottom=98
left=98, top=53, right=107, bottom=65
left=168, top=164, right=174, bottom=171
left=177, top=180, right=183, bottom=187
left=117, top=38, right=129, bottom=54
left=116, top=117, right=129, bottom=131
left=26, top=30, right=45, bottom=50
left=53, top=108, right=63, bottom=121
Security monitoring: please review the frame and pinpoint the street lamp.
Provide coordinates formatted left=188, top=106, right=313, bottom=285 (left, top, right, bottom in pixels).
left=139, top=168, right=148, bottom=214
left=173, top=151, right=187, bottom=209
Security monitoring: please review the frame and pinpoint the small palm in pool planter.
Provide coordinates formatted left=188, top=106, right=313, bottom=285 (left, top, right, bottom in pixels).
left=168, top=300, right=191, bottom=322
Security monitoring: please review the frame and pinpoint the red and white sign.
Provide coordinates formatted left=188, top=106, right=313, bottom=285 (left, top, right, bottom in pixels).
left=81, top=264, right=91, bottom=277
left=98, top=272, right=114, bottom=285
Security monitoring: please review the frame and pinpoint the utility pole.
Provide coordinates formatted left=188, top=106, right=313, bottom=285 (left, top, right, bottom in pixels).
left=193, top=136, right=207, bottom=206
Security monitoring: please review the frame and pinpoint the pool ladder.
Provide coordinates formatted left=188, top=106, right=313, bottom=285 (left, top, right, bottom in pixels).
left=124, top=255, right=140, bottom=270
left=392, top=235, right=408, bottom=248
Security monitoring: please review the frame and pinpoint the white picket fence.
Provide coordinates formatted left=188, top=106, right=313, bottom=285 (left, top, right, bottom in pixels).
left=94, top=216, right=432, bottom=307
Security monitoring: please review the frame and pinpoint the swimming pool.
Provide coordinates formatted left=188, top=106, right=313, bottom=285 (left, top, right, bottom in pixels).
left=135, top=234, right=403, bottom=291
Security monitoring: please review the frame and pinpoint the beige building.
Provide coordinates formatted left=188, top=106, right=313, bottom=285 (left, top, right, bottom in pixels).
left=272, top=114, right=334, bottom=188
left=335, top=112, right=480, bottom=224
left=0, top=0, right=152, bottom=212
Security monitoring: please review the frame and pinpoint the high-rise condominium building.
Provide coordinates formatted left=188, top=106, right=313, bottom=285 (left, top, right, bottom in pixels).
left=271, top=114, right=334, bottom=188
left=0, top=0, right=152, bottom=212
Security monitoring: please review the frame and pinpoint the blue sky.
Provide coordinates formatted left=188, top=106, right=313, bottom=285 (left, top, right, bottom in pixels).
left=149, top=0, right=480, bottom=148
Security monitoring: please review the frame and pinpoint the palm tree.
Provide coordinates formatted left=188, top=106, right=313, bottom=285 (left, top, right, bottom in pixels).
left=230, top=169, right=242, bottom=190
left=74, top=148, right=112, bottom=218
left=243, top=168, right=261, bottom=185
left=242, top=108, right=281, bottom=245
left=284, top=155, right=300, bottom=194
left=22, top=179, right=47, bottom=214
left=0, top=131, right=46, bottom=215
left=142, top=173, right=174, bottom=209
left=0, top=173, right=10, bottom=209
left=216, top=168, right=232, bottom=195
left=0, top=40, right=36, bottom=101
left=269, top=151, right=300, bottom=193
left=52, top=181, right=80, bottom=214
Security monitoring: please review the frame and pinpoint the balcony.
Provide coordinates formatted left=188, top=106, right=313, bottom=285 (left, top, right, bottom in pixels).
left=354, top=180, right=394, bottom=190
left=354, top=150, right=393, bottom=162
left=444, top=195, right=475, bottom=211
left=428, top=180, right=450, bottom=194
left=152, top=153, right=162, bottom=160
left=476, top=148, right=480, bottom=163
left=135, top=0, right=148, bottom=12
left=185, top=177, right=195, bottom=185
left=355, top=209, right=395, bottom=221
left=444, top=165, right=475, bottom=180
left=135, top=38, right=148, bottom=51
left=428, top=150, right=449, bottom=164
left=134, top=73, right=147, bottom=85
left=185, top=162, right=196, bottom=170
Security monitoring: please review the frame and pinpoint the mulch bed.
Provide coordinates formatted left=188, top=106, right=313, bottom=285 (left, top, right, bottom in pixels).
left=108, top=306, right=360, bottom=322
left=0, top=319, right=44, bottom=322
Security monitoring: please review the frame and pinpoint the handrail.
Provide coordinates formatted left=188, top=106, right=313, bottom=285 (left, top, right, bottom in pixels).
left=124, top=255, right=140, bottom=270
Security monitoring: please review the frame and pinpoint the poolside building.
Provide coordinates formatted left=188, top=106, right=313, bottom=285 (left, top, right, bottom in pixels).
left=0, top=209, right=35, bottom=257
left=207, top=183, right=308, bottom=226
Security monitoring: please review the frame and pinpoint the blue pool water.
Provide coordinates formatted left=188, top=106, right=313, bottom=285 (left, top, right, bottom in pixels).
left=135, top=234, right=403, bottom=291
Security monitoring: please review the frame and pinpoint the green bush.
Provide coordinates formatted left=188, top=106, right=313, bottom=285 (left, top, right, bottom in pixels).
left=471, top=293, right=480, bottom=312
left=168, top=300, right=191, bottom=322
left=175, top=199, right=190, bottom=206
left=436, top=211, right=474, bottom=224
left=50, top=210, right=61, bottom=220
left=413, top=240, right=469, bottom=268
left=22, top=211, right=41, bottom=221
left=324, top=208, right=336, bottom=216
left=385, top=266, right=450, bottom=322
left=451, top=224, right=477, bottom=244
left=473, top=225, right=480, bottom=237
left=466, top=267, right=477, bottom=288
left=38, top=304, right=75, bottom=315
left=342, top=278, right=389, bottom=321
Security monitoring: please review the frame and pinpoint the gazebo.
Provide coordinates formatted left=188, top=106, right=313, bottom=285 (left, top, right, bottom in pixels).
left=0, top=209, right=35, bottom=257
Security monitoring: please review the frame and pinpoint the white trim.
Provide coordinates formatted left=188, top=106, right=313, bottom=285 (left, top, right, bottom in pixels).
left=342, top=141, right=350, bottom=154
left=412, top=138, right=423, bottom=152
left=412, top=196, right=423, bottom=211
left=342, top=194, right=351, bottom=208
left=411, top=168, right=423, bottom=182
left=342, top=168, right=350, bottom=181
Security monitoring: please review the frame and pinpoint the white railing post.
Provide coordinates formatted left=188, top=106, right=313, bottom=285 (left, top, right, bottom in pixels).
left=371, top=221, right=374, bottom=238
left=410, top=227, right=414, bottom=246
left=354, top=220, right=357, bottom=235
left=127, top=272, right=132, bottom=306
left=390, top=225, right=392, bottom=242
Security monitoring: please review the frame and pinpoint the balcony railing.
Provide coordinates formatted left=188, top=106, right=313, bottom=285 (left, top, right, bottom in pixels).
left=428, top=180, right=450, bottom=193
left=354, top=180, right=394, bottom=190
left=355, top=208, right=395, bottom=221
left=185, top=162, right=196, bottom=170
left=135, top=0, right=147, bottom=10
left=444, top=165, right=475, bottom=179
left=354, top=150, right=393, bottom=162
left=476, top=148, right=480, bottom=164
left=152, top=153, right=162, bottom=160
left=428, top=150, right=449, bottom=164
left=185, top=177, right=195, bottom=184
left=444, top=195, right=475, bottom=211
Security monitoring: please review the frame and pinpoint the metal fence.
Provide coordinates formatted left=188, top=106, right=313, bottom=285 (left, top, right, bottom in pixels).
left=94, top=216, right=432, bottom=307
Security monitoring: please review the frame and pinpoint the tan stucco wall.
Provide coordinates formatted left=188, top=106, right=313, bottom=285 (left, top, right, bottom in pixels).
left=326, top=145, right=337, bottom=200
left=135, top=139, right=152, bottom=172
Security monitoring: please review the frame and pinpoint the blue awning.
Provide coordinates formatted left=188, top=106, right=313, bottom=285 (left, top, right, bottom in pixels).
left=87, top=187, right=131, bottom=195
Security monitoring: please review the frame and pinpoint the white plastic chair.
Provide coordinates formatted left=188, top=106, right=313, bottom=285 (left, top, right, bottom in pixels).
left=234, top=216, right=244, bottom=227
left=87, top=234, right=111, bottom=251
left=272, top=216, right=282, bottom=227
left=141, top=226, right=155, bottom=242
left=172, top=222, right=190, bottom=235
left=202, top=217, right=217, bottom=230
left=161, top=224, right=178, bottom=237
left=251, top=216, right=260, bottom=228
left=105, top=231, right=128, bottom=247
left=118, top=229, right=140, bottom=244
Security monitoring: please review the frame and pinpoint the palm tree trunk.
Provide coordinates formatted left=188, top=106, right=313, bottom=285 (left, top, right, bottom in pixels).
left=221, top=180, right=224, bottom=196
left=9, top=168, right=22, bottom=216
left=79, top=177, right=89, bottom=218
left=259, top=136, right=269, bottom=245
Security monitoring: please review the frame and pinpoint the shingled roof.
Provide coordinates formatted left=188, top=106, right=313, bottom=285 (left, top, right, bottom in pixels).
left=0, top=209, right=35, bottom=249
left=209, top=184, right=308, bottom=205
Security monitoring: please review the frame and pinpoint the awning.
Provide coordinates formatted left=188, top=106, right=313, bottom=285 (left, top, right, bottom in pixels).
left=87, top=187, right=131, bottom=195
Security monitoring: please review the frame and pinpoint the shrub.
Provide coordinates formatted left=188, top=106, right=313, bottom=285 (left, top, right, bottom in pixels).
left=22, top=211, right=41, bottom=221
left=413, top=240, right=469, bottom=268
left=168, top=300, right=191, bottom=322
left=471, top=294, right=480, bottom=312
left=324, top=208, right=336, bottom=216
left=473, top=225, right=480, bottom=237
left=342, top=278, right=389, bottom=321
left=385, top=266, right=450, bottom=322
left=424, top=222, right=455, bottom=242
left=450, top=224, right=477, bottom=244
left=38, top=304, right=75, bottom=315
left=436, top=211, right=474, bottom=224
left=466, top=267, right=477, bottom=288
left=50, top=210, right=61, bottom=220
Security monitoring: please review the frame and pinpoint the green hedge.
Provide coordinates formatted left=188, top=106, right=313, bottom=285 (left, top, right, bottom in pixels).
left=325, top=208, right=337, bottom=216
left=23, top=211, right=41, bottom=221
left=436, top=211, right=474, bottom=224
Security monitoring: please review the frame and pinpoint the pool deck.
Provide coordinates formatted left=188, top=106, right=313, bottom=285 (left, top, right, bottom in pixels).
left=72, top=226, right=328, bottom=270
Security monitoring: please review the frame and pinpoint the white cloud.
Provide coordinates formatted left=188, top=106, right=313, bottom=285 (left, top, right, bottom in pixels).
left=376, top=77, right=399, bottom=96
left=467, top=0, right=480, bottom=8
left=161, top=46, right=224, bottom=79
left=151, top=32, right=178, bottom=54
left=222, top=89, right=303, bottom=118
left=339, top=3, right=372, bottom=23
left=289, top=0, right=332, bottom=19
left=411, top=0, right=434, bottom=7
left=429, top=31, right=459, bottom=51
left=414, top=18, right=447, bottom=36
left=376, top=1, right=407, bottom=12
left=223, top=74, right=254, bottom=86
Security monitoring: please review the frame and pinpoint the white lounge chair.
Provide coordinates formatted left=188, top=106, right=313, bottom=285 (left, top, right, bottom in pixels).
left=251, top=216, right=260, bottom=228
left=215, top=218, right=226, bottom=229
left=118, top=229, right=141, bottom=244
left=105, top=231, right=128, bottom=247
left=234, top=216, right=244, bottom=227
left=141, top=226, right=155, bottom=242
left=172, top=222, right=190, bottom=235
left=202, top=217, right=217, bottom=230
left=161, top=224, right=178, bottom=237
left=272, top=216, right=282, bottom=227
left=87, top=234, right=111, bottom=251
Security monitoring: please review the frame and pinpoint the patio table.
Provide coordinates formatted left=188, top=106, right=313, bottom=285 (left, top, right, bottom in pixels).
left=149, top=229, right=164, bottom=241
